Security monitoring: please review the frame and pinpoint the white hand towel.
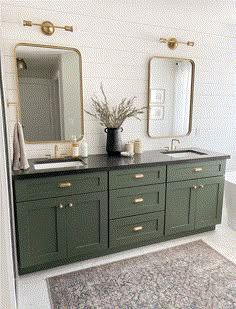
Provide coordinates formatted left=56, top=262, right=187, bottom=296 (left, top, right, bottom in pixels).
left=12, top=122, right=29, bottom=171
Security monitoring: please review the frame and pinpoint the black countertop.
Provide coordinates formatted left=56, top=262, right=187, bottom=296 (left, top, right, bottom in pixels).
left=12, top=148, right=230, bottom=179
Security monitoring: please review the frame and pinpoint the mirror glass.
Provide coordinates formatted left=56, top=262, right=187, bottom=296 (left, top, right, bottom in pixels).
left=15, top=44, right=84, bottom=143
left=148, top=56, right=194, bottom=138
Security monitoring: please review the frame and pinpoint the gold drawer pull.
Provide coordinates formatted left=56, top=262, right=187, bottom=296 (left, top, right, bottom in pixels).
left=133, top=226, right=143, bottom=232
left=194, top=168, right=202, bottom=172
left=58, top=182, right=72, bottom=188
left=133, top=174, right=144, bottom=179
left=133, top=197, right=144, bottom=203
left=192, top=185, right=198, bottom=190
left=199, top=184, right=204, bottom=189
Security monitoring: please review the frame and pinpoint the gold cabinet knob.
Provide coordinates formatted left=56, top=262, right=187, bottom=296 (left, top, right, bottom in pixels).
left=68, top=203, right=73, bottom=207
left=58, top=204, right=64, bottom=209
left=192, top=185, right=198, bottom=189
left=199, top=185, right=204, bottom=189
left=133, top=226, right=143, bottom=232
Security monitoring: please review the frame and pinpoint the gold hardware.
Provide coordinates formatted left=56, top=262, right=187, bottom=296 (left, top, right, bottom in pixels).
left=160, top=37, right=194, bottom=50
left=133, top=226, right=143, bottom=232
left=192, top=185, right=198, bottom=189
left=194, top=168, right=203, bottom=172
left=133, top=174, right=144, bottom=179
left=133, top=198, right=144, bottom=203
left=171, top=139, right=180, bottom=150
left=58, top=182, right=72, bottom=188
left=58, top=204, right=64, bottom=209
left=199, top=185, right=204, bottom=189
left=54, top=145, right=59, bottom=159
left=23, top=20, right=73, bottom=36
left=68, top=203, right=73, bottom=207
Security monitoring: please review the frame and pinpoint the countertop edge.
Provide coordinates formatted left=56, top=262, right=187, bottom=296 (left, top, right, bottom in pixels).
left=11, top=148, right=231, bottom=180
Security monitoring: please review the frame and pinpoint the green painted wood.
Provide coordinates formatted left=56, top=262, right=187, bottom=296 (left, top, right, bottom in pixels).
left=165, top=180, right=197, bottom=235
left=109, top=212, right=164, bottom=248
left=14, top=171, right=107, bottom=202
left=110, top=184, right=165, bottom=219
left=16, top=197, right=67, bottom=268
left=109, top=166, right=166, bottom=189
left=67, top=192, right=108, bottom=257
left=19, top=226, right=216, bottom=274
left=195, top=176, right=224, bottom=229
left=167, top=160, right=226, bottom=182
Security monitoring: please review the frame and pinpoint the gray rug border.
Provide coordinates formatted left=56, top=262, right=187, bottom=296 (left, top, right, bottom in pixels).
left=46, top=239, right=236, bottom=308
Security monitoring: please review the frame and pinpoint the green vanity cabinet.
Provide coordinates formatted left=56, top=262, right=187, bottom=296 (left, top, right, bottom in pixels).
left=14, top=172, right=108, bottom=272
left=12, top=152, right=229, bottom=274
left=67, top=192, right=108, bottom=258
left=109, top=166, right=166, bottom=248
left=165, top=160, right=226, bottom=236
left=16, top=197, right=67, bottom=269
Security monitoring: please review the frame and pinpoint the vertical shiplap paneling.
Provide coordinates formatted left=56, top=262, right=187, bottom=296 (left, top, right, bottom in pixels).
left=1, top=0, right=235, bottom=169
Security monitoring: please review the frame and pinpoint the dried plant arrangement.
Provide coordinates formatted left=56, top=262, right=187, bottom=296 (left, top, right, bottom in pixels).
left=85, top=83, right=146, bottom=128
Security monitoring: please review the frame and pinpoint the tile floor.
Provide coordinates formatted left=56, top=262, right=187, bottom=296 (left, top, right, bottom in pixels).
left=17, top=205, right=236, bottom=309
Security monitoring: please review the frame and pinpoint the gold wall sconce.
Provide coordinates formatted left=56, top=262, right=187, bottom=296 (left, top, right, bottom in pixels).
left=23, top=20, right=73, bottom=36
left=160, top=37, right=194, bottom=50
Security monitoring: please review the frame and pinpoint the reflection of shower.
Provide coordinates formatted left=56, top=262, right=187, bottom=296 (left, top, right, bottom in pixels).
left=17, top=58, right=27, bottom=71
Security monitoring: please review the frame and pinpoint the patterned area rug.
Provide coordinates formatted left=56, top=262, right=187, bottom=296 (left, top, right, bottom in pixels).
left=47, top=240, right=236, bottom=308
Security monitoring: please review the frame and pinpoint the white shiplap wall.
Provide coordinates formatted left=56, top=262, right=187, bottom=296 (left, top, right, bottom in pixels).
left=1, top=0, right=235, bottom=169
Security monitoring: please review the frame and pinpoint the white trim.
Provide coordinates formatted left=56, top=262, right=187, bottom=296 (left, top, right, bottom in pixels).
left=0, top=62, right=17, bottom=309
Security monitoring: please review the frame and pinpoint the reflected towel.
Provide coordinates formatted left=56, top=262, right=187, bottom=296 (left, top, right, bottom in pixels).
left=12, top=122, right=29, bottom=171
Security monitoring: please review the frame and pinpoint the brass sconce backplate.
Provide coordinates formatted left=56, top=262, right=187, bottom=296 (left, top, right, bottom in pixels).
left=41, top=21, right=55, bottom=36
left=23, top=20, right=73, bottom=36
left=167, top=38, right=178, bottom=50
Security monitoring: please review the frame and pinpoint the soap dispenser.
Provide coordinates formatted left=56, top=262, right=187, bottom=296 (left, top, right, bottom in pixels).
left=71, top=135, right=79, bottom=158
left=80, top=138, right=88, bottom=158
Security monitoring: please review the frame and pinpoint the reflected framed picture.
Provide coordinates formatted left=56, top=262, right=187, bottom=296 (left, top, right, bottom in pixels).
left=150, top=89, right=165, bottom=104
left=149, top=106, right=164, bottom=120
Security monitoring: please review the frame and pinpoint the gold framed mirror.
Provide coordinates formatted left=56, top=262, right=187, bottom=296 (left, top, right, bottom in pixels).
left=148, top=56, right=195, bottom=138
left=14, top=43, right=84, bottom=143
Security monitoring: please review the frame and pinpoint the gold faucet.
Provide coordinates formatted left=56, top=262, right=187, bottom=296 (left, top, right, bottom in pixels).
left=54, top=145, right=59, bottom=158
left=171, top=139, right=180, bottom=150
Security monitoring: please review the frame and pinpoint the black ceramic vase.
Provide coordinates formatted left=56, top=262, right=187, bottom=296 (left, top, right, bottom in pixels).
left=104, top=127, right=123, bottom=156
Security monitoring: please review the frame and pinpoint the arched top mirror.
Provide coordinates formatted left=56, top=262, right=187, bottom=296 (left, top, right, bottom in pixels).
left=15, top=43, right=84, bottom=143
left=148, top=56, right=195, bottom=138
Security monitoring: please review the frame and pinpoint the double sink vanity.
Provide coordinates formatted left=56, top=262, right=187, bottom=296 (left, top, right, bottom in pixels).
left=12, top=148, right=229, bottom=274
left=12, top=43, right=230, bottom=275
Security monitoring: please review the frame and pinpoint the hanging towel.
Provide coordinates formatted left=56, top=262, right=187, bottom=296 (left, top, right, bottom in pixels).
left=12, top=122, right=29, bottom=171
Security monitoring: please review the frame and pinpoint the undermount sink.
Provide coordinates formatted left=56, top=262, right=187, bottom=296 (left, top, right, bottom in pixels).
left=34, top=158, right=85, bottom=170
left=161, top=149, right=207, bottom=158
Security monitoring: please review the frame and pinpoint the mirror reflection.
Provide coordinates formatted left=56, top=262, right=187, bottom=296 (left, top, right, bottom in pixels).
left=148, top=56, right=194, bottom=138
left=15, top=44, right=84, bottom=143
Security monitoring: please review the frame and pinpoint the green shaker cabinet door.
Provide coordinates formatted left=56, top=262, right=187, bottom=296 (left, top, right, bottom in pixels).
left=67, top=192, right=108, bottom=258
left=16, top=197, right=67, bottom=268
left=165, top=180, right=197, bottom=235
left=195, top=176, right=224, bottom=229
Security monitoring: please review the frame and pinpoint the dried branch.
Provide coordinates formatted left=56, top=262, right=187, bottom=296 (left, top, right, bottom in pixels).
left=85, top=84, right=146, bottom=128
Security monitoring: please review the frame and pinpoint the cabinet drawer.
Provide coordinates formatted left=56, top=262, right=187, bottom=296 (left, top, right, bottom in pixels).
left=109, top=166, right=166, bottom=189
left=14, top=172, right=107, bottom=202
left=109, top=212, right=164, bottom=248
left=110, top=184, right=165, bottom=219
left=167, top=160, right=226, bottom=182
